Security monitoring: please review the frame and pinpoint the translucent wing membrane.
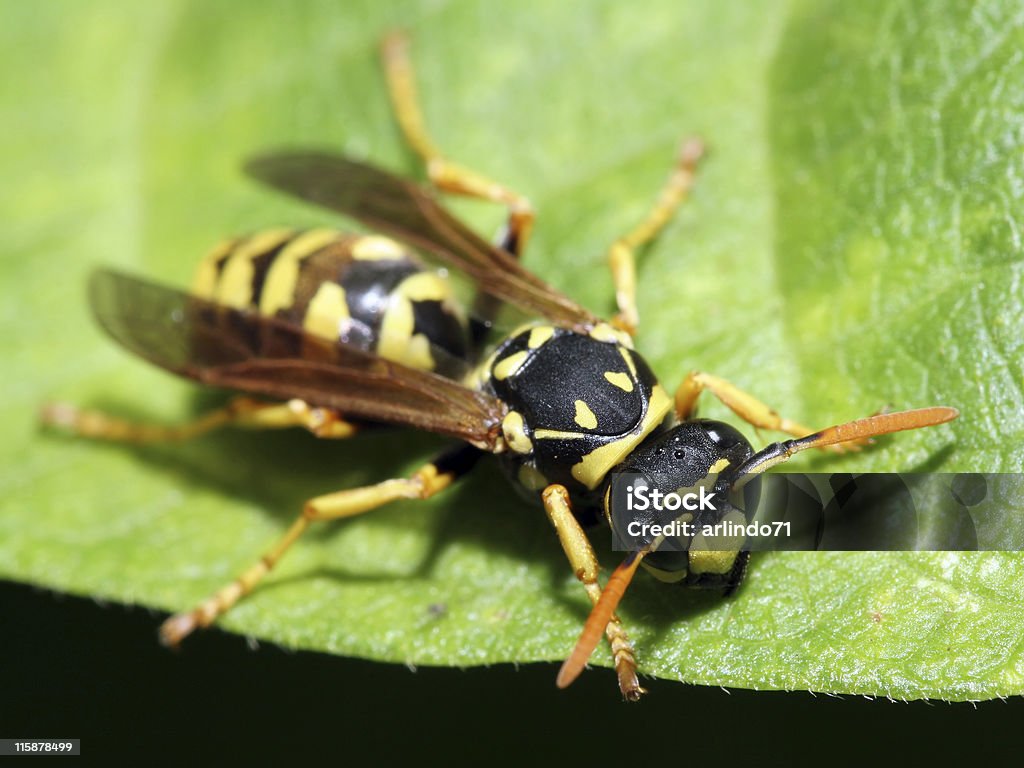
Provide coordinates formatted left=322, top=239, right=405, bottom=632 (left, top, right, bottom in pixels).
left=89, top=269, right=507, bottom=450
left=244, top=151, right=599, bottom=330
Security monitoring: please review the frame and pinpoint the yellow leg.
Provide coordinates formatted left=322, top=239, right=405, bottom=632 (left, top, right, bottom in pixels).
left=542, top=484, right=645, bottom=701
left=674, top=371, right=863, bottom=453
left=159, top=448, right=477, bottom=646
left=40, top=396, right=357, bottom=443
left=381, top=31, right=534, bottom=256
left=608, top=138, right=704, bottom=336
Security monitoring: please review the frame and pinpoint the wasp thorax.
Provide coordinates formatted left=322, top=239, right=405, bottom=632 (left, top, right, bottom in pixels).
left=482, top=324, right=674, bottom=503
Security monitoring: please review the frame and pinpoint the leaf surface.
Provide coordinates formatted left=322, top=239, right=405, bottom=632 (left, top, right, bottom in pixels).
left=3, top=0, right=1021, bottom=700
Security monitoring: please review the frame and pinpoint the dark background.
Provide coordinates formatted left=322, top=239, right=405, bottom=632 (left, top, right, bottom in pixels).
left=3, top=579, right=1019, bottom=763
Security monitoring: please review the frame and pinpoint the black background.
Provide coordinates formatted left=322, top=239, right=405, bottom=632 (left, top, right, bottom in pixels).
left=3, top=579, right=1020, bottom=764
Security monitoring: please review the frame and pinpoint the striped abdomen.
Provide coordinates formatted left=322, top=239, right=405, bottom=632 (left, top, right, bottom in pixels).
left=192, top=228, right=469, bottom=374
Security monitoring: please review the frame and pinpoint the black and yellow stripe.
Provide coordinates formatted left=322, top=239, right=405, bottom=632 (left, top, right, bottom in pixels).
left=192, top=229, right=469, bottom=374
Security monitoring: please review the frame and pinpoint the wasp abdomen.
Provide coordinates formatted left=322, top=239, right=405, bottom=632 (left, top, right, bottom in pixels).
left=192, top=229, right=469, bottom=374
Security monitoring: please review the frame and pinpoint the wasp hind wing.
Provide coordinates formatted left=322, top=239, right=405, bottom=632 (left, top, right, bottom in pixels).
left=244, top=151, right=599, bottom=331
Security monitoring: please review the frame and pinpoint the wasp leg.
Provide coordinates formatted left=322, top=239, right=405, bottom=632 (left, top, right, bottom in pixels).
left=381, top=31, right=534, bottom=258
left=541, top=484, right=645, bottom=701
left=608, top=138, right=704, bottom=336
left=40, top=396, right=358, bottom=443
left=674, top=371, right=865, bottom=453
left=160, top=444, right=481, bottom=646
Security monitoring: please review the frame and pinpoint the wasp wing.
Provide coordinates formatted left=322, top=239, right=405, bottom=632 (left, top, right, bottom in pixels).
left=89, top=269, right=507, bottom=451
left=244, top=151, right=600, bottom=331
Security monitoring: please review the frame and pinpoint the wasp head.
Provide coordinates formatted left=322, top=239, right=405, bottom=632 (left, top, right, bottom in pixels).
left=606, top=419, right=758, bottom=590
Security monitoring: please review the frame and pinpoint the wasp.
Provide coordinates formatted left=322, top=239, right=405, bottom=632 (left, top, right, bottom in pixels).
left=42, top=33, right=958, bottom=700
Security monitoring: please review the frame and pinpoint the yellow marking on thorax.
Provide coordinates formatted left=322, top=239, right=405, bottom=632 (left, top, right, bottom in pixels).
left=527, top=325, right=555, bottom=349
left=533, top=428, right=585, bottom=440
left=619, top=347, right=638, bottom=378
left=192, top=238, right=238, bottom=299
left=570, top=384, right=673, bottom=490
left=466, top=324, right=548, bottom=390
left=501, top=411, right=533, bottom=454
left=604, top=371, right=633, bottom=392
left=215, top=229, right=294, bottom=309
left=260, top=228, right=342, bottom=315
left=303, top=282, right=350, bottom=341
left=493, top=350, right=529, bottom=381
left=464, top=349, right=499, bottom=390
left=589, top=322, right=634, bottom=349
left=574, top=400, right=598, bottom=430
left=352, top=235, right=408, bottom=261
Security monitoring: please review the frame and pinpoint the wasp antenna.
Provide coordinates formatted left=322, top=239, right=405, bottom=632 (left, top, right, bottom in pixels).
left=557, top=550, right=646, bottom=692
left=735, top=406, right=959, bottom=480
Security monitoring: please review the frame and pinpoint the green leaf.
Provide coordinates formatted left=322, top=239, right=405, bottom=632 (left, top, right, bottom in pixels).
left=3, top=0, right=1021, bottom=701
